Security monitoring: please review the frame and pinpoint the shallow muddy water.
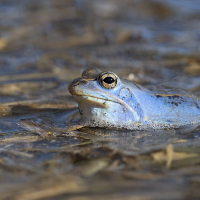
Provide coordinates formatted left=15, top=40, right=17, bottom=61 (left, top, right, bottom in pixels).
left=0, top=0, right=200, bottom=199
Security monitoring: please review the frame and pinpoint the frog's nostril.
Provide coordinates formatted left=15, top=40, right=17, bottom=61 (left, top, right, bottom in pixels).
left=68, top=78, right=88, bottom=95
left=80, top=80, right=87, bottom=85
left=71, top=78, right=81, bottom=86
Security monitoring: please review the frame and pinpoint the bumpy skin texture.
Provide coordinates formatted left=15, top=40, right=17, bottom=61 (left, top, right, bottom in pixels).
left=69, top=68, right=200, bottom=130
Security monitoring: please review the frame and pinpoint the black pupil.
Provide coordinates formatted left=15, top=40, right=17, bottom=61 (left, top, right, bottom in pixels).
left=103, top=77, right=114, bottom=84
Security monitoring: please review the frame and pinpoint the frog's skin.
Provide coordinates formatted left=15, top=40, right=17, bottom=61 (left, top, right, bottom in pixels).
left=69, top=68, right=200, bottom=131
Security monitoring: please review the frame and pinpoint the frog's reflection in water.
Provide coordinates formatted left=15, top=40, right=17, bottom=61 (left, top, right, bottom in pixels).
left=19, top=109, right=199, bottom=153
left=77, top=127, right=198, bottom=153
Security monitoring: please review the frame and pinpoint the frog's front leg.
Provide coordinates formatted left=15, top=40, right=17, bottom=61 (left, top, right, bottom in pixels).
left=64, top=108, right=86, bottom=131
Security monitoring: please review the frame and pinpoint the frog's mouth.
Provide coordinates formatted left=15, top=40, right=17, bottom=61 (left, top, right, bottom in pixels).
left=72, top=95, right=122, bottom=107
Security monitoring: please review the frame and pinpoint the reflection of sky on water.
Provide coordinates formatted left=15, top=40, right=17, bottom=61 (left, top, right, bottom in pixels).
left=164, top=0, right=200, bottom=12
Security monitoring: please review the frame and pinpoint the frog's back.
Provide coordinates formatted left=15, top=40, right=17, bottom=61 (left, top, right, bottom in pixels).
left=138, top=84, right=200, bottom=130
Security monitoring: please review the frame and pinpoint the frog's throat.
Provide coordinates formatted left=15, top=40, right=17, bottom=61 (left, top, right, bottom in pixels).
left=72, top=94, right=141, bottom=121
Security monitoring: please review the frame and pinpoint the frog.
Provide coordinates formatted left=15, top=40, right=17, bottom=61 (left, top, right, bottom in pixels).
left=68, top=67, right=200, bottom=131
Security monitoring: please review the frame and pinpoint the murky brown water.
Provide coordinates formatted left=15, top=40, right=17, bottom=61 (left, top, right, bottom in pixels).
left=0, top=0, right=200, bottom=199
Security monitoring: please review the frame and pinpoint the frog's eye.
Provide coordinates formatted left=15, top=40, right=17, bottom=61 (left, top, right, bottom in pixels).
left=100, top=73, right=117, bottom=89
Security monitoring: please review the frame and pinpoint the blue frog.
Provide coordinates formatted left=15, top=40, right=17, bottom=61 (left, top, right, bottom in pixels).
left=69, top=68, right=200, bottom=131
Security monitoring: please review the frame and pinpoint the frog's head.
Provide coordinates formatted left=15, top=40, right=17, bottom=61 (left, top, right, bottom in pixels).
left=69, top=67, right=144, bottom=129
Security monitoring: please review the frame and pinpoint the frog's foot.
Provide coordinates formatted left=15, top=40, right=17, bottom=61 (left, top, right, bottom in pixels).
left=19, top=118, right=84, bottom=138
left=64, top=124, right=85, bottom=131
left=19, top=118, right=53, bottom=138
